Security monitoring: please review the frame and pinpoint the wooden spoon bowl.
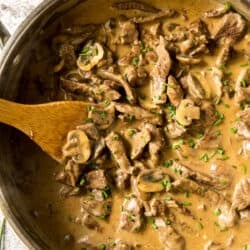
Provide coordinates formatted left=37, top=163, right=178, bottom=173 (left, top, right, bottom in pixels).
left=0, top=99, right=90, bottom=163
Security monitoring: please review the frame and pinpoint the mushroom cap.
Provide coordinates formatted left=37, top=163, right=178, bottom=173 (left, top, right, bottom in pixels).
left=175, top=99, right=200, bottom=126
left=137, top=170, right=170, bottom=193
left=77, top=42, right=104, bottom=71
left=63, top=129, right=91, bottom=164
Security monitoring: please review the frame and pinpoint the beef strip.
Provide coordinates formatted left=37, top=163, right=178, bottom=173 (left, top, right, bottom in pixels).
left=81, top=212, right=102, bottom=232
left=97, top=69, right=136, bottom=104
left=115, top=103, right=162, bottom=125
left=237, top=108, right=250, bottom=122
left=232, top=178, right=250, bottom=211
left=172, top=162, right=225, bottom=190
left=239, top=208, right=250, bottom=221
left=154, top=218, right=185, bottom=250
left=235, top=121, right=250, bottom=139
left=58, top=43, right=77, bottom=70
left=132, top=9, right=176, bottom=24
left=86, top=170, right=108, bottom=190
left=215, top=39, right=232, bottom=67
left=164, top=122, right=186, bottom=139
left=196, top=128, right=221, bottom=150
left=60, top=77, right=121, bottom=101
left=81, top=195, right=112, bottom=217
left=234, top=68, right=250, bottom=104
left=112, top=240, right=134, bottom=250
left=124, top=127, right=151, bottom=160
left=119, top=196, right=144, bottom=232
left=144, top=198, right=168, bottom=217
left=203, top=6, right=229, bottom=18
left=167, top=75, right=184, bottom=107
left=88, top=103, right=115, bottom=130
left=56, top=160, right=81, bottom=187
left=77, top=123, right=100, bottom=140
left=105, top=132, right=131, bottom=170
left=142, top=123, right=165, bottom=165
left=150, top=36, right=172, bottom=104
left=112, top=1, right=160, bottom=13
left=213, top=13, right=246, bottom=42
left=115, top=169, right=131, bottom=190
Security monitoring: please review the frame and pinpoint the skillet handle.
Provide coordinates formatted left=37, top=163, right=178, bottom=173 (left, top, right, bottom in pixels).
left=0, top=21, right=10, bottom=50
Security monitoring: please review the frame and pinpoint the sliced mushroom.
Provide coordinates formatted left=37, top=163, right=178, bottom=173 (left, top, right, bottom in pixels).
left=77, top=41, right=104, bottom=71
left=62, top=130, right=91, bottom=164
left=175, top=99, right=200, bottom=126
left=137, top=170, right=171, bottom=193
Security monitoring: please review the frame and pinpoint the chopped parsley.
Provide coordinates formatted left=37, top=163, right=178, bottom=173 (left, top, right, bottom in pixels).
left=79, top=178, right=86, bottom=187
left=225, top=2, right=232, bottom=11
left=165, top=196, right=173, bottom=201
left=240, top=63, right=249, bottom=67
left=147, top=217, right=158, bottom=229
left=163, top=160, right=173, bottom=168
left=242, top=164, right=248, bottom=175
left=166, top=104, right=176, bottom=118
left=182, top=201, right=192, bottom=207
left=128, top=129, right=136, bottom=137
left=200, top=153, right=209, bottom=162
left=172, top=139, right=184, bottom=150
left=188, top=139, right=196, bottom=148
left=132, top=56, right=140, bottom=67
left=213, top=111, right=225, bottom=126
left=217, top=155, right=229, bottom=161
left=198, top=222, right=204, bottom=230
left=99, top=244, right=106, bottom=250
left=230, top=127, right=238, bottom=134
left=214, top=208, right=222, bottom=216
left=241, top=79, right=247, bottom=88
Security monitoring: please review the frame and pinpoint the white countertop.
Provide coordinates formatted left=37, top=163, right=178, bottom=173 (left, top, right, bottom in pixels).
left=0, top=1, right=42, bottom=249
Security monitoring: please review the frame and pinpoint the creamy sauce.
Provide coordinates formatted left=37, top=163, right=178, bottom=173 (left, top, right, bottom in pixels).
left=15, top=0, right=250, bottom=249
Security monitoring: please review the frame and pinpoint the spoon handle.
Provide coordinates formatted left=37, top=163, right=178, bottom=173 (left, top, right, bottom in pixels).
left=0, top=98, right=32, bottom=137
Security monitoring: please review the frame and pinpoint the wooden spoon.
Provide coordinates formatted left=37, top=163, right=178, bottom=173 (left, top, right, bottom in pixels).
left=0, top=98, right=91, bottom=163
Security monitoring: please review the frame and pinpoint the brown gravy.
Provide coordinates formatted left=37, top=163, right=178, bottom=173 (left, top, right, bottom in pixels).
left=15, top=0, right=250, bottom=249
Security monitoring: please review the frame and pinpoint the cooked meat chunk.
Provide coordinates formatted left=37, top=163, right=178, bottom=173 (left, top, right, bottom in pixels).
left=204, top=6, right=229, bottom=18
left=186, top=73, right=206, bottom=100
left=155, top=218, right=185, bottom=250
left=237, top=108, right=250, bottom=122
left=81, top=196, right=112, bottom=217
left=196, top=129, right=221, bottom=149
left=125, top=127, right=151, bottom=160
left=112, top=240, right=133, bottom=250
left=172, top=162, right=223, bottom=189
left=217, top=203, right=238, bottom=228
left=61, top=77, right=121, bottom=102
left=235, top=121, right=250, bottom=139
left=92, top=137, right=106, bottom=160
left=144, top=198, right=167, bottom=217
left=117, top=21, right=139, bottom=44
left=115, top=169, right=131, bottom=190
left=232, top=178, right=250, bottom=211
left=150, top=36, right=172, bottom=104
left=167, top=75, right=183, bottom=107
left=105, top=132, right=131, bottom=170
left=239, top=208, right=250, bottom=221
left=58, top=43, right=76, bottom=70
left=112, top=1, right=159, bottom=13
left=213, top=13, right=246, bottom=42
left=115, top=103, right=162, bottom=125
left=234, top=68, right=250, bottom=104
left=165, top=122, right=186, bottom=139
left=215, top=39, right=232, bottom=67
left=56, top=160, right=81, bottom=187
left=119, top=196, right=143, bottom=232
left=86, top=170, right=108, bottom=190
left=77, top=123, right=100, bottom=140
left=97, top=70, right=136, bottom=104
left=142, top=123, right=165, bottom=165
left=82, top=212, right=102, bottom=232
left=88, top=103, right=115, bottom=129
left=132, top=9, right=176, bottom=24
